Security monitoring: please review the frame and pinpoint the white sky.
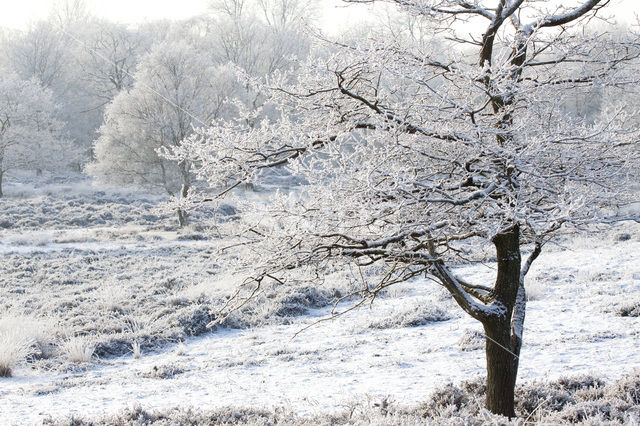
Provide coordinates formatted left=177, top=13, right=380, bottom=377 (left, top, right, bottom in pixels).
left=0, top=0, right=638, bottom=32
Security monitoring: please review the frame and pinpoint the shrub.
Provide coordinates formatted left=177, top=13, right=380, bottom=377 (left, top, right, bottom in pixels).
left=0, top=315, right=50, bottom=377
left=516, top=382, right=575, bottom=417
left=417, top=378, right=485, bottom=418
left=457, top=329, right=485, bottom=352
left=369, top=304, right=451, bottom=329
left=139, top=364, right=185, bottom=379
left=0, top=329, right=34, bottom=377
left=606, top=370, right=640, bottom=404
left=616, top=301, right=640, bottom=318
left=62, top=336, right=95, bottom=363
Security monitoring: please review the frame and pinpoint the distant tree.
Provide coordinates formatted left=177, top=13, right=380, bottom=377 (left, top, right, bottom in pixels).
left=1, top=16, right=104, bottom=165
left=78, top=20, right=145, bottom=103
left=49, top=0, right=91, bottom=29
left=88, top=40, right=240, bottom=226
left=3, top=21, right=68, bottom=90
left=0, top=71, right=69, bottom=196
left=174, top=0, right=639, bottom=417
left=207, top=0, right=312, bottom=76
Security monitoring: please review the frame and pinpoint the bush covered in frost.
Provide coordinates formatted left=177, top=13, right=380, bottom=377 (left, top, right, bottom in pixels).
left=368, top=303, right=451, bottom=329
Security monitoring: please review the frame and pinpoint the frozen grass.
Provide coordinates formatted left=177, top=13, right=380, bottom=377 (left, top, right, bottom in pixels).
left=62, top=336, right=95, bottom=364
left=615, top=300, right=640, bottom=317
left=131, top=341, right=142, bottom=359
left=138, top=363, right=185, bottom=379
left=1, top=176, right=345, bottom=370
left=0, top=173, right=220, bottom=232
left=456, top=328, right=484, bottom=352
left=1, top=174, right=639, bottom=423
left=0, top=329, right=34, bottom=377
left=0, top=242, right=352, bottom=371
left=524, top=273, right=546, bottom=301
left=367, top=302, right=451, bottom=329
left=0, top=315, right=53, bottom=377
left=0, top=241, right=233, bottom=367
left=1, top=209, right=638, bottom=375
left=42, top=372, right=640, bottom=425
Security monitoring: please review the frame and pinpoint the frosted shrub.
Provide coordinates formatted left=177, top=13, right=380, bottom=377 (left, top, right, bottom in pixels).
left=139, top=363, right=185, bottom=379
left=616, top=301, right=640, bottom=317
left=0, top=329, right=34, bottom=377
left=368, top=303, right=451, bottom=329
left=417, top=378, right=485, bottom=418
left=457, top=329, right=485, bottom=352
left=0, top=315, right=52, bottom=376
left=525, top=275, right=546, bottom=301
left=606, top=370, right=640, bottom=405
left=62, top=336, right=95, bottom=363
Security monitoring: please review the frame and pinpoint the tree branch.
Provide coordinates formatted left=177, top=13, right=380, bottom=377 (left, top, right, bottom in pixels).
left=535, top=0, right=607, bottom=30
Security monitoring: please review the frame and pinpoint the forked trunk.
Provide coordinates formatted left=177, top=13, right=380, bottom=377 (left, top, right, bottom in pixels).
left=483, top=225, right=522, bottom=417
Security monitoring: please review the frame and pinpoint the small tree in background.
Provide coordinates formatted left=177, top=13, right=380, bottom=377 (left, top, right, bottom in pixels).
left=87, top=39, right=240, bottom=226
left=173, top=0, right=640, bottom=417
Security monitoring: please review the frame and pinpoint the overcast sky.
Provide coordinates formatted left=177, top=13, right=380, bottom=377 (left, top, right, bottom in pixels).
left=0, top=0, right=638, bottom=32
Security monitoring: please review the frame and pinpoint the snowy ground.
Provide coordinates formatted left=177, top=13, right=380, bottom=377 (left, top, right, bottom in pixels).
left=1, top=175, right=639, bottom=424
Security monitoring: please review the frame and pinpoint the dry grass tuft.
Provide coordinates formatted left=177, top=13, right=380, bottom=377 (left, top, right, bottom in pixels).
left=62, top=336, right=95, bottom=363
left=0, top=315, right=52, bottom=377
left=0, top=329, right=34, bottom=377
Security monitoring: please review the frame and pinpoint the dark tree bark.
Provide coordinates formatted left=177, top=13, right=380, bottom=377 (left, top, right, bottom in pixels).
left=483, top=318, right=519, bottom=417
left=482, top=225, right=522, bottom=417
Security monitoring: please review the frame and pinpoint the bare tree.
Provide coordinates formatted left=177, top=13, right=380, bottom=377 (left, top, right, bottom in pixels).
left=256, top=0, right=318, bottom=30
left=173, top=0, right=640, bottom=417
left=3, top=21, right=68, bottom=90
left=78, top=20, right=144, bottom=103
left=207, top=0, right=312, bottom=76
left=49, top=0, right=91, bottom=29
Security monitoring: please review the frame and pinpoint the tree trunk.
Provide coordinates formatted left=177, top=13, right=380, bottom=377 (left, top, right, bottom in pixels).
left=484, top=318, right=519, bottom=417
left=177, top=206, right=188, bottom=228
left=483, top=225, right=522, bottom=417
left=176, top=182, right=189, bottom=228
left=176, top=161, right=190, bottom=228
left=0, top=169, right=3, bottom=198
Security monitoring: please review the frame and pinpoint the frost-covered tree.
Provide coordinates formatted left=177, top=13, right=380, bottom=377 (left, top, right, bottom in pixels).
left=49, top=0, right=91, bottom=29
left=207, top=0, right=312, bottom=76
left=88, top=40, right=240, bottom=226
left=77, top=20, right=146, bottom=103
left=0, top=71, right=68, bottom=196
left=173, top=0, right=640, bottom=417
left=1, top=16, right=105, bottom=164
left=3, top=21, right=69, bottom=90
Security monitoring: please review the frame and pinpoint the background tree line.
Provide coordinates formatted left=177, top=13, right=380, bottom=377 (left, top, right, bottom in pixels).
left=0, top=0, right=314, bottom=204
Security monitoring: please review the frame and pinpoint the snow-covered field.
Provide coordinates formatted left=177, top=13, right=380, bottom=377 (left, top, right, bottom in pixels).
left=1, top=175, right=639, bottom=424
